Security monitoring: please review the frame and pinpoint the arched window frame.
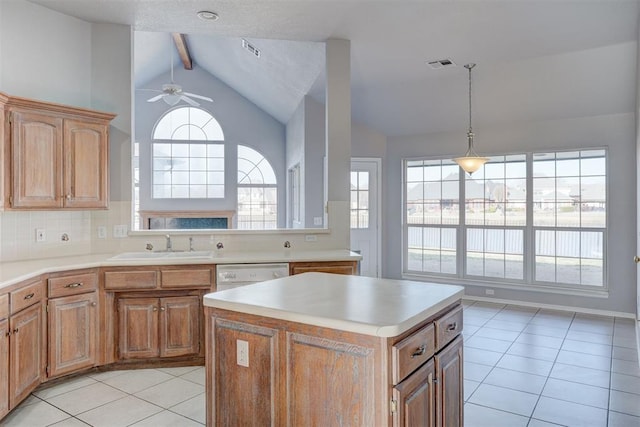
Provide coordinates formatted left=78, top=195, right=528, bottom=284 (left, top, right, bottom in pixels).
left=237, top=145, right=278, bottom=229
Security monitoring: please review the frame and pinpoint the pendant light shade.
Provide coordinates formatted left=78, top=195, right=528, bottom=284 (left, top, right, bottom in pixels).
left=454, top=63, right=488, bottom=175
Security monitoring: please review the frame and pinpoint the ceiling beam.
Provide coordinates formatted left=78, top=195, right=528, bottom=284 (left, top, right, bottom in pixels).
left=172, top=33, right=193, bottom=70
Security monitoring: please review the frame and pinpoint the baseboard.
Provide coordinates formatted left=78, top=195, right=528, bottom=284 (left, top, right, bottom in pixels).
left=463, top=295, right=636, bottom=319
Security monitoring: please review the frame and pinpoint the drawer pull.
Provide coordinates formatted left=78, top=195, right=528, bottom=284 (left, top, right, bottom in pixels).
left=447, top=322, right=457, bottom=331
left=23, top=293, right=34, bottom=300
left=13, top=328, right=18, bottom=334
left=64, top=282, right=83, bottom=288
left=411, top=345, right=426, bottom=358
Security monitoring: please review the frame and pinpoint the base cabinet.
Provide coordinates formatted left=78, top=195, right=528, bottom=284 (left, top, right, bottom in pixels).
left=9, top=303, right=45, bottom=408
left=48, top=292, right=98, bottom=378
left=206, top=302, right=463, bottom=427
left=392, top=359, right=436, bottom=427
left=0, top=318, right=9, bottom=419
left=118, top=296, right=200, bottom=359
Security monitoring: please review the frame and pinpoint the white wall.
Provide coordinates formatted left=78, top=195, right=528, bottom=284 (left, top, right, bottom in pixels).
left=385, top=112, right=637, bottom=314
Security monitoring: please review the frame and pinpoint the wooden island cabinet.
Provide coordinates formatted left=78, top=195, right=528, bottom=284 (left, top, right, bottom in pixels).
left=204, top=273, right=464, bottom=427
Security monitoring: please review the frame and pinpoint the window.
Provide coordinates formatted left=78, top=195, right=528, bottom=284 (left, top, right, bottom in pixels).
left=350, top=171, right=370, bottom=228
left=237, top=145, right=277, bottom=229
left=403, top=150, right=606, bottom=290
left=151, top=107, right=224, bottom=199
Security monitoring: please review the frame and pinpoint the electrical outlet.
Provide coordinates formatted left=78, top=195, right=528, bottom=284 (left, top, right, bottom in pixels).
left=305, top=234, right=317, bottom=242
left=237, top=339, right=249, bottom=367
left=485, top=289, right=495, bottom=296
left=97, top=226, right=107, bottom=239
left=113, top=225, right=128, bottom=238
left=35, top=228, right=46, bottom=243
left=313, top=217, right=323, bottom=226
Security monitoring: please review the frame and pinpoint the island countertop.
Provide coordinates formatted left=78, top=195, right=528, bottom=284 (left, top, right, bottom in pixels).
left=203, top=272, right=464, bottom=337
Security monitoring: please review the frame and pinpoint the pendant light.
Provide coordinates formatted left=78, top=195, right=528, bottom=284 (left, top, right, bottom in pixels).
left=454, top=63, right=488, bottom=175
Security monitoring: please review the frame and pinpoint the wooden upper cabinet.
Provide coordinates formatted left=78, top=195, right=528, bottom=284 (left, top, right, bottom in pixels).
left=63, top=119, right=109, bottom=208
left=10, top=111, right=63, bottom=208
left=1, top=93, right=115, bottom=210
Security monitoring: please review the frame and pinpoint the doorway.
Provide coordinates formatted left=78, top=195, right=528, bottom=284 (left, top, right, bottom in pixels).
left=350, top=158, right=381, bottom=277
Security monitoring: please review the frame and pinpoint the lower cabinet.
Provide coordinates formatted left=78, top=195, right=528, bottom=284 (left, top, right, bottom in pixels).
left=0, top=318, right=9, bottom=419
left=9, top=303, right=45, bottom=408
left=118, top=296, right=200, bottom=359
left=48, top=291, right=98, bottom=378
left=289, top=261, right=358, bottom=275
left=392, top=359, right=436, bottom=427
left=435, top=335, right=463, bottom=427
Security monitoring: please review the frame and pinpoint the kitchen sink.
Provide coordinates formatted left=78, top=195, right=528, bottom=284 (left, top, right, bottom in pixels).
left=109, top=251, right=214, bottom=260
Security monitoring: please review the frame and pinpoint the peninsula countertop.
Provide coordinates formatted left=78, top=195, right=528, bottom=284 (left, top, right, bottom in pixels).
left=0, top=250, right=361, bottom=290
left=203, top=272, right=464, bottom=337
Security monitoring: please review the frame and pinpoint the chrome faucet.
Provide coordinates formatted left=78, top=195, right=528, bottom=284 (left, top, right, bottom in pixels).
left=165, top=234, right=172, bottom=252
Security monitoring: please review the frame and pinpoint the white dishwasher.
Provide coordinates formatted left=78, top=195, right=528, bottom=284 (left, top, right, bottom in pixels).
left=216, top=263, right=289, bottom=291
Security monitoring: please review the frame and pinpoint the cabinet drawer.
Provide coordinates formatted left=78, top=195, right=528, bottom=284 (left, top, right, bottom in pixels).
left=11, top=280, right=44, bottom=314
left=392, top=323, right=435, bottom=384
left=48, top=272, right=98, bottom=298
left=435, top=305, right=463, bottom=350
left=161, top=268, right=212, bottom=289
left=0, top=294, right=8, bottom=320
left=104, top=271, right=157, bottom=290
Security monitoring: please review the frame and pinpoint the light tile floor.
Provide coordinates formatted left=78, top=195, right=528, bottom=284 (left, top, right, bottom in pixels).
left=1, top=301, right=639, bottom=427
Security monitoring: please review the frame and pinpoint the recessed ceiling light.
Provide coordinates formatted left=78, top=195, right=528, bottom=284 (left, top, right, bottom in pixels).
left=197, top=11, right=219, bottom=21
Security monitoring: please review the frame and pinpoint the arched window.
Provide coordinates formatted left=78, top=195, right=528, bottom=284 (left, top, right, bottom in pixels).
left=237, top=145, right=277, bottom=229
left=152, top=107, right=224, bottom=198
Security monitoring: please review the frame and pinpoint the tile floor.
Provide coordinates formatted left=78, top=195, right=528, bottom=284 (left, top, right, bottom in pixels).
left=1, top=300, right=639, bottom=427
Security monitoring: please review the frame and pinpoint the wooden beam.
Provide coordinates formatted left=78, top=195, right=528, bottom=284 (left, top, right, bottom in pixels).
left=172, top=33, right=193, bottom=70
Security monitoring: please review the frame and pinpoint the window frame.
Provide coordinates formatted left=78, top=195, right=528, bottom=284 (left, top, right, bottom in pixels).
left=402, top=149, right=608, bottom=295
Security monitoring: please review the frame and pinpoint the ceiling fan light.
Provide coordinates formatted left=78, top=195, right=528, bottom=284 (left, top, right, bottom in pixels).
left=163, top=94, right=181, bottom=106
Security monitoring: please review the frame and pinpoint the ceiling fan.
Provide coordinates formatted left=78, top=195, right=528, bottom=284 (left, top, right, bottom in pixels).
left=145, top=35, right=213, bottom=107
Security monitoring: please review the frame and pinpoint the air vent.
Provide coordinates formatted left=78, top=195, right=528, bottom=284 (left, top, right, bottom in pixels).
left=427, top=59, right=456, bottom=69
left=242, top=39, right=261, bottom=58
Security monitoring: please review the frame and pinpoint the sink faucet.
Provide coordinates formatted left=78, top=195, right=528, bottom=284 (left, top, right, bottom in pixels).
left=165, top=234, right=172, bottom=252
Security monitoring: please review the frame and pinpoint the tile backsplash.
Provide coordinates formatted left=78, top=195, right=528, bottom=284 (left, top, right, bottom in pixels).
left=0, top=201, right=131, bottom=262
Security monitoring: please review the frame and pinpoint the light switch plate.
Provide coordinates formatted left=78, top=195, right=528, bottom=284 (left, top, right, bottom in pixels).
left=237, top=339, right=249, bottom=367
left=97, top=226, right=107, bottom=239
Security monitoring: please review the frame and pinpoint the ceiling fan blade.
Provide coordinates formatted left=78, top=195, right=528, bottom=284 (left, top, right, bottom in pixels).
left=147, top=94, right=165, bottom=102
left=182, top=92, right=213, bottom=102
left=180, top=95, right=200, bottom=107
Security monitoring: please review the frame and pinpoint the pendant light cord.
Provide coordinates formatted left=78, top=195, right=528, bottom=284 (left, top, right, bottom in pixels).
left=468, top=65, right=472, bottom=133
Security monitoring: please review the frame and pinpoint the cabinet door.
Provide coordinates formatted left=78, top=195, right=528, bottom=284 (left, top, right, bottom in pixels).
left=118, top=298, right=159, bottom=359
left=10, top=111, right=63, bottom=208
left=435, top=335, right=463, bottom=427
left=0, top=318, right=9, bottom=419
left=9, top=303, right=44, bottom=408
left=160, top=296, right=199, bottom=358
left=63, top=119, right=108, bottom=208
left=392, top=358, right=436, bottom=427
left=48, top=292, right=98, bottom=378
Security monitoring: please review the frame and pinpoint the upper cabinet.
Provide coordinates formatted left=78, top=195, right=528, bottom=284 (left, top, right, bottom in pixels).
left=1, top=93, right=115, bottom=210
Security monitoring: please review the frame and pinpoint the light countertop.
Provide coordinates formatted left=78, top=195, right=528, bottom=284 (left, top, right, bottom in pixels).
left=203, top=272, right=464, bottom=337
left=0, top=250, right=361, bottom=290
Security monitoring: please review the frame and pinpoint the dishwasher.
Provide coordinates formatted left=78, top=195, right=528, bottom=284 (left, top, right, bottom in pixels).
left=216, top=263, right=290, bottom=291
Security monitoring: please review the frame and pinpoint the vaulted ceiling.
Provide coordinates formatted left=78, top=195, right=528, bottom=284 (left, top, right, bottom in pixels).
left=29, top=0, right=640, bottom=137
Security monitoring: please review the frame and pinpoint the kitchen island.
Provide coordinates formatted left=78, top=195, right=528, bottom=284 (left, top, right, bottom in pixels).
left=203, top=272, right=464, bottom=427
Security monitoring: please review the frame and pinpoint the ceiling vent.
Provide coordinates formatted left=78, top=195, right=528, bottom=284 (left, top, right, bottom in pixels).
left=427, top=59, right=456, bottom=70
left=242, top=39, right=261, bottom=58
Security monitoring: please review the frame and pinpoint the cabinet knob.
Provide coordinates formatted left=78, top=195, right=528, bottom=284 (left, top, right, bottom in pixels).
left=65, top=282, right=83, bottom=288
left=91, top=302, right=97, bottom=307
left=411, top=344, right=426, bottom=358
left=12, top=328, right=19, bottom=334
left=66, top=194, right=71, bottom=200
left=160, top=307, right=166, bottom=311
left=153, top=307, right=158, bottom=312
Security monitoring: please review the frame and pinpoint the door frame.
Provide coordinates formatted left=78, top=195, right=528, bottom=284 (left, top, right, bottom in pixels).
left=351, top=157, right=382, bottom=277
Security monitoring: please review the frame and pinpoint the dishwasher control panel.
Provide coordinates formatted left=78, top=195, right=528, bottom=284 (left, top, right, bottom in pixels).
left=216, top=263, right=290, bottom=287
